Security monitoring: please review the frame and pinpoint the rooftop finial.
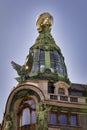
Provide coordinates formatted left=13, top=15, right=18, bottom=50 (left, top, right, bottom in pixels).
left=36, top=12, right=53, bottom=32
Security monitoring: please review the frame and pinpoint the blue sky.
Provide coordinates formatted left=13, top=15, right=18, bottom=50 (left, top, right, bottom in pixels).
left=0, top=0, right=87, bottom=122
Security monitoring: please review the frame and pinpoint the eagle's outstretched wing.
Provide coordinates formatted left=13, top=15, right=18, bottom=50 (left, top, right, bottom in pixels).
left=11, top=61, right=22, bottom=76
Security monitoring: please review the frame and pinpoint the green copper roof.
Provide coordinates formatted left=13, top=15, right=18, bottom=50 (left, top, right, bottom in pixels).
left=31, top=25, right=60, bottom=52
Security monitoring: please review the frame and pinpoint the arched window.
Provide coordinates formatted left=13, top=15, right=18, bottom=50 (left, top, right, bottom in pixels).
left=22, top=108, right=30, bottom=126
left=58, top=88, right=65, bottom=95
left=19, top=98, right=36, bottom=128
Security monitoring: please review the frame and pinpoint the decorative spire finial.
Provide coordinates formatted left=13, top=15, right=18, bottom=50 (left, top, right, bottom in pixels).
left=36, top=12, right=53, bottom=32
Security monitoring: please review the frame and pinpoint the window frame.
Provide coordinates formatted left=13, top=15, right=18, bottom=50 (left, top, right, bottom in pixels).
left=18, top=98, right=36, bottom=128
left=58, top=113, right=68, bottom=125
left=48, top=111, right=57, bottom=124
left=48, top=111, right=79, bottom=127
left=69, top=114, right=78, bottom=126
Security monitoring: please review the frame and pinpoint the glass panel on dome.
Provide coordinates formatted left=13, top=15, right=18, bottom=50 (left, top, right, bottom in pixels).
left=32, top=62, right=39, bottom=72
left=54, top=50, right=58, bottom=55
left=63, top=68, right=66, bottom=76
left=60, top=57, right=64, bottom=64
left=40, top=61, right=45, bottom=66
left=40, top=61, right=45, bottom=73
left=54, top=55, right=59, bottom=62
left=50, top=51, right=54, bottom=61
left=54, top=50, right=59, bottom=62
left=56, top=63, right=60, bottom=72
left=56, top=64, right=64, bottom=75
left=51, top=62, right=55, bottom=69
left=34, top=49, right=40, bottom=61
left=58, top=55, right=61, bottom=62
left=60, top=66, right=64, bottom=74
left=40, top=51, right=45, bottom=61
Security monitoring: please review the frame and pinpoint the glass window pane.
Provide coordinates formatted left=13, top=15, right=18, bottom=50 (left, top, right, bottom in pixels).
left=50, top=113, right=57, bottom=124
left=31, top=104, right=36, bottom=109
left=50, top=95, right=57, bottom=100
left=54, top=50, right=59, bottom=62
left=40, top=51, right=45, bottom=61
left=56, top=64, right=64, bottom=75
left=50, top=51, right=54, bottom=61
left=70, top=97, right=78, bottom=102
left=58, top=88, right=65, bottom=95
left=20, top=99, right=36, bottom=127
left=54, top=50, right=58, bottom=55
left=32, top=62, right=39, bottom=72
left=70, top=115, right=77, bottom=126
left=51, top=62, right=55, bottom=69
left=23, top=100, right=33, bottom=105
left=40, top=61, right=45, bottom=66
left=32, top=111, right=36, bottom=124
left=28, top=100, right=34, bottom=105
left=54, top=55, right=59, bottom=61
left=34, top=49, right=40, bottom=61
left=60, top=66, right=64, bottom=74
left=56, top=64, right=60, bottom=72
left=59, top=114, right=67, bottom=125
left=58, top=55, right=61, bottom=62
left=22, top=108, right=30, bottom=126
left=60, top=96, right=68, bottom=101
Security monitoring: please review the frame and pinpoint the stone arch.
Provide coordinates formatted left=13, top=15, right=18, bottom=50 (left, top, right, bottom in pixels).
left=5, top=83, right=45, bottom=113
left=3, top=83, right=45, bottom=130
